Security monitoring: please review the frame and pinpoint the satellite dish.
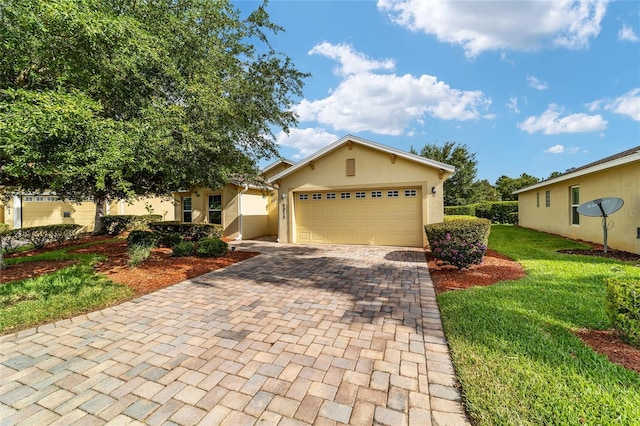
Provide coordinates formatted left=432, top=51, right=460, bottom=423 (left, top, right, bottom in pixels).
left=576, top=197, right=624, bottom=253
left=577, top=197, right=624, bottom=217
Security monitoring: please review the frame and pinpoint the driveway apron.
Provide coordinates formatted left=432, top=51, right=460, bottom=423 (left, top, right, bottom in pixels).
left=0, top=241, right=469, bottom=425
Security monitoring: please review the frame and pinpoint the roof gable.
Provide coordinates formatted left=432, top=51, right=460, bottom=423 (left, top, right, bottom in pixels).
left=268, top=135, right=455, bottom=183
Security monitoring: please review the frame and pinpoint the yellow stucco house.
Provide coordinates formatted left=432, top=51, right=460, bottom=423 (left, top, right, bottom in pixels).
left=1, top=195, right=175, bottom=231
left=514, top=146, right=640, bottom=254
left=171, top=159, right=294, bottom=241
left=268, top=135, right=455, bottom=247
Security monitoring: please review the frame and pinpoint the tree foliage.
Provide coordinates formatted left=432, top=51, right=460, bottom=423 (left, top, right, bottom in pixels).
left=414, top=141, right=478, bottom=206
left=495, top=173, right=540, bottom=201
left=0, top=0, right=308, bottom=227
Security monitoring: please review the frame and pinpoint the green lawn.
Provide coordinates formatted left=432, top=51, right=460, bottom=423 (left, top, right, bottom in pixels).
left=438, top=225, right=640, bottom=425
left=1, top=239, right=132, bottom=334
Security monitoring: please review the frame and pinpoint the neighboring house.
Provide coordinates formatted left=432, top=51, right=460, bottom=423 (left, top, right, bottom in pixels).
left=514, top=146, right=640, bottom=254
left=172, top=159, right=293, bottom=241
left=1, top=195, right=175, bottom=231
left=267, top=135, right=455, bottom=247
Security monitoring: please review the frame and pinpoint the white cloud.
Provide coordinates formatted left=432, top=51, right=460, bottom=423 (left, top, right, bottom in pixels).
left=518, top=104, right=608, bottom=134
left=527, top=75, right=549, bottom=91
left=544, top=145, right=580, bottom=154
left=619, top=24, right=639, bottom=42
left=377, top=0, right=609, bottom=57
left=604, top=88, right=640, bottom=121
left=296, top=42, right=492, bottom=135
left=507, top=97, right=520, bottom=113
left=545, top=144, right=565, bottom=154
left=308, top=42, right=395, bottom=76
left=276, top=128, right=338, bottom=159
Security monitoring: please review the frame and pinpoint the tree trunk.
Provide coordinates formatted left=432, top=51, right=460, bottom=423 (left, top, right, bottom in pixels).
left=93, top=198, right=106, bottom=235
left=0, top=244, right=5, bottom=270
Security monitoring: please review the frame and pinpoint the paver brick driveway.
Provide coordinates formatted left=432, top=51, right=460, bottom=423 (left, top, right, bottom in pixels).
left=0, top=241, right=469, bottom=425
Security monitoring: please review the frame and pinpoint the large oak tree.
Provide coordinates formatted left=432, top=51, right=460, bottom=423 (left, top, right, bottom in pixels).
left=0, top=0, right=307, bottom=230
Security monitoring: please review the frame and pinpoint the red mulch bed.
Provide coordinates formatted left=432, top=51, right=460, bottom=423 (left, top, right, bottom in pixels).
left=2, top=236, right=258, bottom=296
left=426, top=248, right=639, bottom=374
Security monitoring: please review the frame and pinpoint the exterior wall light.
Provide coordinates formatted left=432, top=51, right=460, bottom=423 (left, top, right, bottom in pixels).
left=431, top=186, right=437, bottom=195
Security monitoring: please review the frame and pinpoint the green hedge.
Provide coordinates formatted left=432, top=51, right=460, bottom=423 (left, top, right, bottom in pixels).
left=99, top=214, right=163, bottom=235
left=605, top=276, right=640, bottom=347
left=172, top=241, right=195, bottom=257
left=445, top=201, right=518, bottom=224
left=0, top=224, right=82, bottom=249
left=149, top=221, right=223, bottom=242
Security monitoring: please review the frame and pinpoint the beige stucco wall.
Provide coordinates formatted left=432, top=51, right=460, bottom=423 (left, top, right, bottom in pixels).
left=173, top=185, right=272, bottom=240
left=116, top=197, right=175, bottom=220
left=263, top=162, right=292, bottom=181
left=517, top=161, right=639, bottom=254
left=272, top=143, right=447, bottom=246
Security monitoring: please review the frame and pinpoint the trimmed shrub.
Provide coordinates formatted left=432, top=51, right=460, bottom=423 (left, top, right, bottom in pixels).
left=425, top=217, right=491, bottom=269
left=196, top=237, right=228, bottom=258
left=6, top=224, right=82, bottom=248
left=172, top=241, right=195, bottom=257
left=605, top=276, right=640, bottom=347
left=126, top=230, right=160, bottom=248
left=445, top=205, right=476, bottom=216
left=99, top=214, right=163, bottom=235
left=149, top=221, right=223, bottom=242
left=159, top=232, right=183, bottom=248
left=445, top=202, right=518, bottom=224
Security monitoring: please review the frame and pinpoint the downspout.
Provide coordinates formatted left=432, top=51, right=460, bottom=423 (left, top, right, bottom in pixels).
left=236, top=184, right=249, bottom=240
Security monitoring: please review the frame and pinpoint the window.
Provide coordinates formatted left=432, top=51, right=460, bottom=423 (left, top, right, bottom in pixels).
left=182, top=197, right=192, bottom=222
left=312, top=193, right=322, bottom=200
left=24, top=196, right=33, bottom=202
left=570, top=186, right=580, bottom=225
left=299, top=194, right=308, bottom=200
left=355, top=191, right=366, bottom=199
left=404, top=189, right=417, bottom=197
left=371, top=191, right=382, bottom=198
left=340, top=192, right=351, bottom=199
left=208, top=194, right=222, bottom=224
left=536, top=192, right=540, bottom=208
left=326, top=193, right=336, bottom=200
left=47, top=196, right=56, bottom=202
left=63, top=211, right=71, bottom=218
left=545, top=190, right=551, bottom=207
left=346, top=158, right=355, bottom=176
left=35, top=196, right=44, bottom=202
left=387, top=190, right=399, bottom=198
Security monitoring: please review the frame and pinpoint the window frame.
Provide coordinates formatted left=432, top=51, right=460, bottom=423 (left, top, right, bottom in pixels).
left=340, top=192, right=351, bottom=199
left=182, top=196, right=192, bottom=222
left=208, top=194, right=222, bottom=225
left=371, top=191, right=382, bottom=198
left=299, top=194, right=308, bottom=200
left=545, top=190, right=551, bottom=208
left=404, top=189, right=417, bottom=197
left=570, top=186, right=580, bottom=226
left=355, top=191, right=366, bottom=199
left=387, top=190, right=399, bottom=198
left=326, top=193, right=336, bottom=200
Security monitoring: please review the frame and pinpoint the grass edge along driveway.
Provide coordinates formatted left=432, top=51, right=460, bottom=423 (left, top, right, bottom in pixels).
left=438, top=225, right=640, bottom=425
left=0, top=239, right=132, bottom=335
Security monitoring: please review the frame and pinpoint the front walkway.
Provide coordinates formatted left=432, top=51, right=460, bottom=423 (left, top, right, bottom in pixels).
left=0, top=241, right=469, bottom=425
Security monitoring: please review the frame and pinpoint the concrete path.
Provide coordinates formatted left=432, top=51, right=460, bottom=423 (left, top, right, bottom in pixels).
left=0, top=241, right=470, bottom=425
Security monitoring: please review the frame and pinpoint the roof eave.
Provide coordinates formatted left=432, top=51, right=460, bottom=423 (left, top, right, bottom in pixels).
left=513, top=151, right=640, bottom=195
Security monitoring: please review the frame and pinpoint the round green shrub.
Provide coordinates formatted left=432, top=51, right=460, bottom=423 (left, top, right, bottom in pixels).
left=196, top=237, right=228, bottom=258
left=605, top=276, right=640, bottom=347
left=126, top=230, right=160, bottom=248
left=159, top=232, right=183, bottom=248
left=172, top=241, right=195, bottom=257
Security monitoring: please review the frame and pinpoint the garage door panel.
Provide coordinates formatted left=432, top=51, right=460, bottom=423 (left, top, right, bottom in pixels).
left=295, top=188, right=422, bottom=247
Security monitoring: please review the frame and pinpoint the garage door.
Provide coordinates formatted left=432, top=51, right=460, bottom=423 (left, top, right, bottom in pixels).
left=294, top=188, right=422, bottom=247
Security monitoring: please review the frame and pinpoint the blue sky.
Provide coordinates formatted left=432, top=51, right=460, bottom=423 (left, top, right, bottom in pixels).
left=236, top=0, right=639, bottom=183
